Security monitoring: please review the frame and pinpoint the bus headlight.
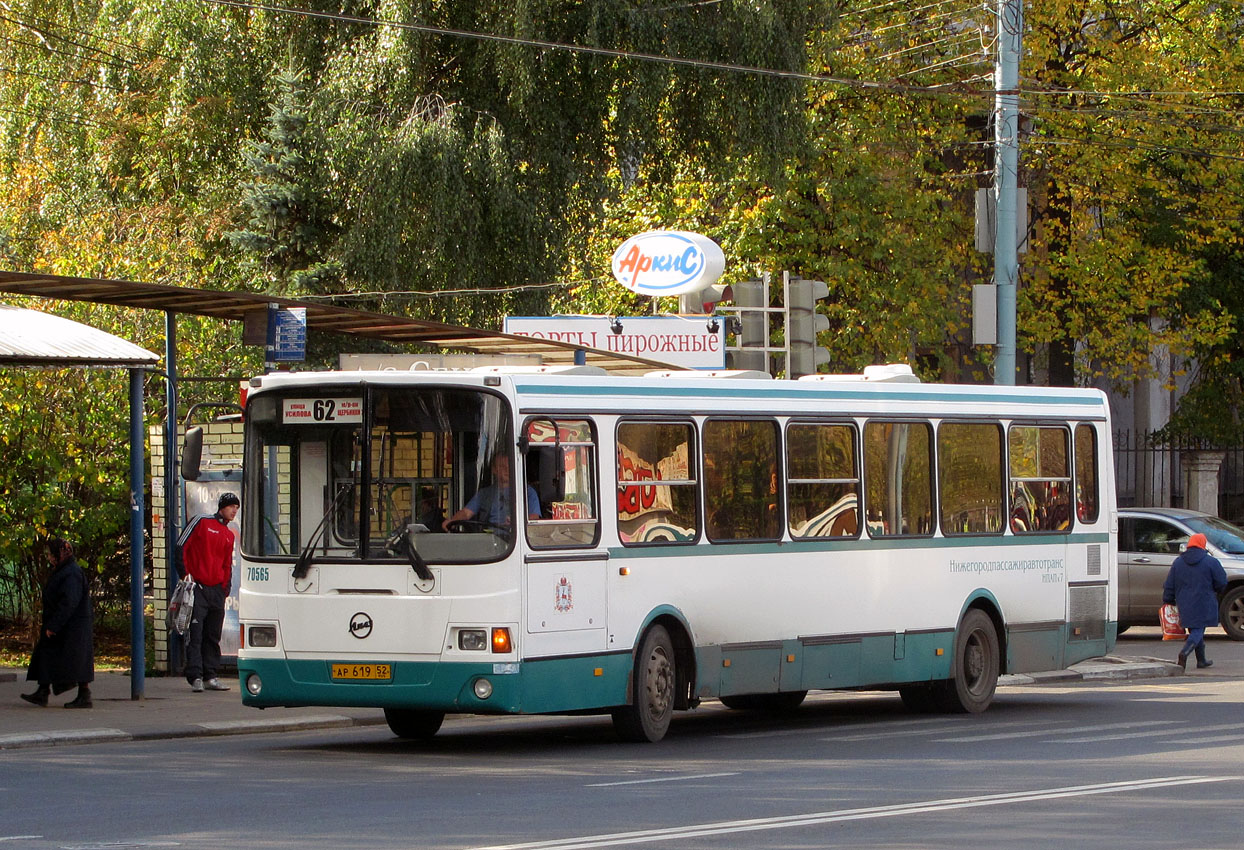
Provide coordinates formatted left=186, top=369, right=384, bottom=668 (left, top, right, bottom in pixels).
left=473, top=678, right=493, bottom=700
left=248, top=626, right=277, bottom=648
left=458, top=629, right=488, bottom=651
left=246, top=674, right=263, bottom=696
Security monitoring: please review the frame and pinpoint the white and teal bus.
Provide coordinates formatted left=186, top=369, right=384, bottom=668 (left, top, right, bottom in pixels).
left=234, top=364, right=1116, bottom=742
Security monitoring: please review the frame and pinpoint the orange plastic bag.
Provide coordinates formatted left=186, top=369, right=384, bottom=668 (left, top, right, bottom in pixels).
left=1160, top=604, right=1185, bottom=640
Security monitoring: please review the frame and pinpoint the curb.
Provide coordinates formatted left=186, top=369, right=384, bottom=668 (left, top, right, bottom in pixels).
left=0, top=714, right=388, bottom=751
left=1000, top=658, right=1182, bottom=687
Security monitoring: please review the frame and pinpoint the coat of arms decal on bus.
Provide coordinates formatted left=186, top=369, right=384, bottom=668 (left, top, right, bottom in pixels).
left=554, top=576, right=573, bottom=613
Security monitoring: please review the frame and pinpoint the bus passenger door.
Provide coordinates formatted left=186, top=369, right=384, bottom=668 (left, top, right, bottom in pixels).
left=524, top=552, right=609, bottom=656
left=521, top=417, right=608, bottom=658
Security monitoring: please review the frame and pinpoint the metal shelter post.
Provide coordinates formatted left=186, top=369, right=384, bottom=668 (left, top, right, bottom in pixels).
left=129, top=367, right=146, bottom=699
left=164, top=311, right=182, bottom=675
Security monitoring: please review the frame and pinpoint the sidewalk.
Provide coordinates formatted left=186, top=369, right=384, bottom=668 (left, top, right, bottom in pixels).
left=0, top=667, right=386, bottom=750
left=1, top=655, right=1183, bottom=751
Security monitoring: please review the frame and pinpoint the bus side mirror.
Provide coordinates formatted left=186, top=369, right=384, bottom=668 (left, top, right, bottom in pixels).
left=530, top=446, right=566, bottom=504
left=181, top=426, right=203, bottom=482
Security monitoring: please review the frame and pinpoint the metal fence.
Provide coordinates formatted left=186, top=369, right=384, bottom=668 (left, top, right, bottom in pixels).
left=1114, top=429, right=1244, bottom=523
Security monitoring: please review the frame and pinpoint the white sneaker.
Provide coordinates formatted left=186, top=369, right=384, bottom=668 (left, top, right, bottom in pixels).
left=204, top=678, right=231, bottom=691
left=191, top=678, right=204, bottom=693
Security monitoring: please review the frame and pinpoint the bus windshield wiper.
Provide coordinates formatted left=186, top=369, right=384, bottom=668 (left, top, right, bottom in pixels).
left=389, top=526, right=435, bottom=583
left=292, top=485, right=351, bottom=579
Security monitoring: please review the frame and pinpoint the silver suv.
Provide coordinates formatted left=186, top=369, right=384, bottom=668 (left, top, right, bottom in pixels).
left=1118, top=507, right=1244, bottom=640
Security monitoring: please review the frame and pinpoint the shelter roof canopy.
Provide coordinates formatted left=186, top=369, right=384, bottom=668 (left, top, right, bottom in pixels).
left=0, top=303, right=159, bottom=367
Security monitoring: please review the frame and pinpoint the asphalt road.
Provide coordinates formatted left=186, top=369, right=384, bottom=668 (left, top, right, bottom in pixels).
left=3, top=649, right=1242, bottom=850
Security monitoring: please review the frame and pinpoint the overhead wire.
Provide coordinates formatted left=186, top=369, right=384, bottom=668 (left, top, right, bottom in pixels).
left=196, top=0, right=992, bottom=97
left=298, top=279, right=592, bottom=300
left=0, top=11, right=139, bottom=68
left=0, top=7, right=176, bottom=62
left=0, top=62, right=125, bottom=92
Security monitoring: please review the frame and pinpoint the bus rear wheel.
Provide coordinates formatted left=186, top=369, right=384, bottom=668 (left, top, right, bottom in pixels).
left=935, top=609, right=999, bottom=714
left=612, top=625, right=675, bottom=743
left=384, top=707, right=445, bottom=739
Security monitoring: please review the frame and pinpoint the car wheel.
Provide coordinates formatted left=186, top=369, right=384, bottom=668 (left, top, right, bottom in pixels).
left=1219, top=585, right=1244, bottom=641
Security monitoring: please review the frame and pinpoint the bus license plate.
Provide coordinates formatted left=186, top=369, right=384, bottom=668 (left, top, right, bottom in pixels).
left=331, top=663, right=392, bottom=681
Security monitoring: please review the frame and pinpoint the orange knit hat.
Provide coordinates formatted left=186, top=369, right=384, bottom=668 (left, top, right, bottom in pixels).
left=1188, top=533, right=1208, bottom=549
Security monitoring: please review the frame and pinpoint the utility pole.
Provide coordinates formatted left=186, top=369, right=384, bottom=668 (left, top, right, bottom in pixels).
left=993, top=0, right=1022, bottom=385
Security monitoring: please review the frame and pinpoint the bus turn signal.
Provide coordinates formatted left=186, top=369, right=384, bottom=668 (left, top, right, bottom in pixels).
left=492, top=627, right=512, bottom=653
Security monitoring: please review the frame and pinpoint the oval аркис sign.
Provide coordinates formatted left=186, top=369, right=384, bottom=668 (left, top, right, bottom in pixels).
left=610, top=231, right=725, bottom=296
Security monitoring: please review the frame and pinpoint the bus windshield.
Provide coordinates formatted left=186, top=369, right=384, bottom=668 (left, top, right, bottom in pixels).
left=243, top=385, right=515, bottom=564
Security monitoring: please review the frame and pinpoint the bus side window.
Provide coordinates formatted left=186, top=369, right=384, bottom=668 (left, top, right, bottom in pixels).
left=524, top=418, right=599, bottom=548
left=787, top=422, right=859, bottom=539
left=703, top=418, right=781, bottom=543
left=1008, top=425, right=1071, bottom=533
left=937, top=421, right=1004, bottom=535
left=1074, top=424, right=1099, bottom=522
left=616, top=421, right=698, bottom=545
left=863, top=421, right=934, bottom=537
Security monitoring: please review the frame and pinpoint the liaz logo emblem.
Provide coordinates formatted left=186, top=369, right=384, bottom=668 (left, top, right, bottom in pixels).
left=349, top=612, right=373, bottom=639
left=554, top=576, right=573, bottom=613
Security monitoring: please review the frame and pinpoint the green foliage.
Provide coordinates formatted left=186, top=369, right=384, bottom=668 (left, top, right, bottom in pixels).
left=0, top=366, right=131, bottom=627
left=0, top=0, right=1242, bottom=626
left=228, top=67, right=339, bottom=293
left=1022, top=0, right=1243, bottom=393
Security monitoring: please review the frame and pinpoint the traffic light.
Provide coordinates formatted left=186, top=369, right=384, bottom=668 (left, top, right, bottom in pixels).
left=786, top=275, right=831, bottom=378
left=729, top=278, right=769, bottom=372
left=678, top=283, right=733, bottom=315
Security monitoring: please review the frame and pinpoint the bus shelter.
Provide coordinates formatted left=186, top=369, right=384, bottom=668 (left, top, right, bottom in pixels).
left=0, top=304, right=159, bottom=699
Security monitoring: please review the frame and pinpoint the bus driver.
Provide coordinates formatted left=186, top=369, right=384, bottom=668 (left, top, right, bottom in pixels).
left=443, top=453, right=539, bottom=531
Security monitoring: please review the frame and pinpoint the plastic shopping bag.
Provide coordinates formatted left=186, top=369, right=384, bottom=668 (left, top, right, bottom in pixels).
left=168, top=576, right=195, bottom=636
left=1159, top=603, right=1185, bottom=641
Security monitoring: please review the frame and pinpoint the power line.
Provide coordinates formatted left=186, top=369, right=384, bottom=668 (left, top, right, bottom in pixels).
left=297, top=280, right=583, bottom=300
left=0, top=8, right=176, bottom=62
left=0, top=62, right=125, bottom=92
left=0, top=11, right=139, bottom=68
left=196, top=0, right=990, bottom=98
left=1029, top=134, right=1244, bottom=164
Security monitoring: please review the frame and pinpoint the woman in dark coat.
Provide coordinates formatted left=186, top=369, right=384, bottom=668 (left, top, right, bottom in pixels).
left=1163, top=532, right=1228, bottom=671
left=21, top=538, right=94, bottom=708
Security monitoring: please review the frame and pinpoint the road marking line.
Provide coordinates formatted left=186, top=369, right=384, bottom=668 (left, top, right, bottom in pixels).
left=1054, top=721, right=1242, bottom=743
left=725, top=715, right=970, bottom=740
left=466, top=775, right=1238, bottom=850
left=0, top=838, right=43, bottom=843
left=830, top=718, right=1050, bottom=742
left=934, top=720, right=1177, bottom=742
left=586, top=772, right=740, bottom=787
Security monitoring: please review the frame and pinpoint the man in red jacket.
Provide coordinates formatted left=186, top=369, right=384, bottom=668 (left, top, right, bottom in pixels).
left=178, top=492, right=239, bottom=692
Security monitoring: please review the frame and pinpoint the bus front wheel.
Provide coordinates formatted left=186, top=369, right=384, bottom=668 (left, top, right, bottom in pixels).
left=384, top=707, right=445, bottom=739
left=612, top=625, right=676, bottom=743
left=936, top=609, right=999, bottom=714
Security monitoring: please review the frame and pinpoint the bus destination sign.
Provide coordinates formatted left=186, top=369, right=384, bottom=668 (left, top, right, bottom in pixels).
left=282, top=397, right=364, bottom=424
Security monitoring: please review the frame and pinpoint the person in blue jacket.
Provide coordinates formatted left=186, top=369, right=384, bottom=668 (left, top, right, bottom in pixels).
left=1163, top=532, right=1228, bottom=670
